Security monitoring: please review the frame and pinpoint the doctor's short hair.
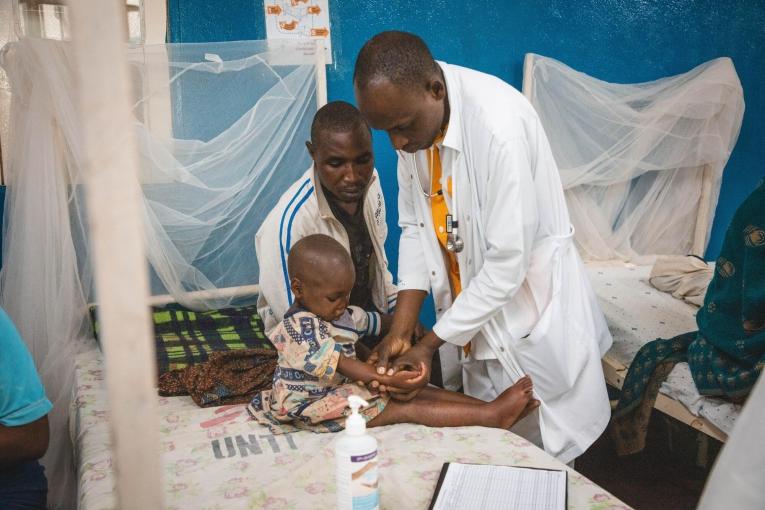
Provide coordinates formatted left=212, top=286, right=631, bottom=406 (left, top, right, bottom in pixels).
left=288, top=234, right=353, bottom=282
left=310, top=101, right=371, bottom=146
left=353, top=31, right=440, bottom=91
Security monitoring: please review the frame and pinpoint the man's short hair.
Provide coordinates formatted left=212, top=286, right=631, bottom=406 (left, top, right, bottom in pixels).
left=353, top=31, right=440, bottom=91
left=310, top=101, right=370, bottom=145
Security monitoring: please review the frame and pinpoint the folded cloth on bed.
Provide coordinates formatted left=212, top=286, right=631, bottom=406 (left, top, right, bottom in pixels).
left=89, top=305, right=274, bottom=374
left=158, top=348, right=277, bottom=407
left=649, top=255, right=713, bottom=307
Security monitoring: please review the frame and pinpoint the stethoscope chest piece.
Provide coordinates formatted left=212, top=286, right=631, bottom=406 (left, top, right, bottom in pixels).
left=446, top=215, right=464, bottom=253
left=446, top=233, right=464, bottom=253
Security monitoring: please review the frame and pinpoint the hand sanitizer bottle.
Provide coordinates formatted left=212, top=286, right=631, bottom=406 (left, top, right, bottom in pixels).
left=335, top=395, right=379, bottom=510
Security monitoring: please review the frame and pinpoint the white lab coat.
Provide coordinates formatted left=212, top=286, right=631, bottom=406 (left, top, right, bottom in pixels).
left=256, top=166, right=398, bottom=335
left=396, top=62, right=613, bottom=463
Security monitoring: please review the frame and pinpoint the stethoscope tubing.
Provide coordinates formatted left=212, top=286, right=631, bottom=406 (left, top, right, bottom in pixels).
left=400, top=148, right=464, bottom=253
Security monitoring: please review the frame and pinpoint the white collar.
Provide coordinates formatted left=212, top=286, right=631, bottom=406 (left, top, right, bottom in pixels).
left=437, top=61, right=463, bottom=154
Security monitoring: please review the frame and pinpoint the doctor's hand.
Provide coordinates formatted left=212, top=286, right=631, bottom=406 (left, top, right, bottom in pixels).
left=381, top=361, right=428, bottom=401
left=367, top=321, right=427, bottom=377
left=386, top=345, right=433, bottom=402
left=392, top=331, right=442, bottom=371
left=376, top=343, right=434, bottom=401
left=366, top=330, right=412, bottom=380
left=387, top=331, right=444, bottom=399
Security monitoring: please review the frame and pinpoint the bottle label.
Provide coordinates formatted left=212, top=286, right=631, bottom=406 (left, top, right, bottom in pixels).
left=350, top=450, right=379, bottom=510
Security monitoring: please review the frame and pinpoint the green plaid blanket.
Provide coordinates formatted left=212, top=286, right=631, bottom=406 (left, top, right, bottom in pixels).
left=89, top=305, right=274, bottom=374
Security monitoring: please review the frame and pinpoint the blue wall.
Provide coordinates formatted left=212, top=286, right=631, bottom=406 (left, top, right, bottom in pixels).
left=169, top=0, right=765, bottom=265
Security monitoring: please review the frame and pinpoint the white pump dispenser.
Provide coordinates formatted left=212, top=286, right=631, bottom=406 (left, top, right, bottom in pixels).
left=345, top=395, right=369, bottom=436
left=335, top=396, right=380, bottom=510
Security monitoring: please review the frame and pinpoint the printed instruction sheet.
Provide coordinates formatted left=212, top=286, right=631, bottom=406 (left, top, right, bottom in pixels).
left=264, top=0, right=332, bottom=64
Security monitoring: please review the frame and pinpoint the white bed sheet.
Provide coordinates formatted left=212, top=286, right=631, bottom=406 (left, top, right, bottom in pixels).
left=585, top=263, right=741, bottom=435
left=71, top=345, right=628, bottom=509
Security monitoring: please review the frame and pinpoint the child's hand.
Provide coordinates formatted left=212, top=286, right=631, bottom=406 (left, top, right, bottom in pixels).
left=382, top=361, right=427, bottom=390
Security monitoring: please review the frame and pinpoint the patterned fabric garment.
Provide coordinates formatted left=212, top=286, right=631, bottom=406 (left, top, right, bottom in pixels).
left=158, top=348, right=277, bottom=407
left=248, top=304, right=386, bottom=433
left=693, top=179, right=765, bottom=396
left=611, top=181, right=765, bottom=454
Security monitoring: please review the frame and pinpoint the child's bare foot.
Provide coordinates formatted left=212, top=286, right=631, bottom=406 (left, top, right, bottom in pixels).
left=518, top=398, right=540, bottom=421
left=490, top=375, right=534, bottom=429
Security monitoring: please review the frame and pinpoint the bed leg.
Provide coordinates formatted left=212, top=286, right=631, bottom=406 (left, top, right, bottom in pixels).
left=663, top=415, right=675, bottom=454
left=695, top=432, right=710, bottom=469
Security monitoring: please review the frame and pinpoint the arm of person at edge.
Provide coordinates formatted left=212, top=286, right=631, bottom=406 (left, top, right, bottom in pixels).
left=378, top=132, right=540, bottom=396
left=0, top=307, right=53, bottom=468
left=0, top=416, right=49, bottom=468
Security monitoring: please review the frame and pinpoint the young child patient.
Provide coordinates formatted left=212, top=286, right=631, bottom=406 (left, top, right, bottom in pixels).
left=248, top=234, right=539, bottom=433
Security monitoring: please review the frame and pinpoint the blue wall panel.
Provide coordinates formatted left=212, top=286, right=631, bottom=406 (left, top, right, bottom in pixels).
left=169, top=0, right=765, bottom=266
left=168, top=0, right=265, bottom=42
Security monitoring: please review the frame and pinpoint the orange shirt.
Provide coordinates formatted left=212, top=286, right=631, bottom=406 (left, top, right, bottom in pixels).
left=429, top=134, right=461, bottom=297
left=429, top=132, right=471, bottom=355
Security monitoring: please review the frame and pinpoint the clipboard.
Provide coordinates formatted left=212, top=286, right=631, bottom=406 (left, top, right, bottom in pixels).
left=428, top=462, right=569, bottom=510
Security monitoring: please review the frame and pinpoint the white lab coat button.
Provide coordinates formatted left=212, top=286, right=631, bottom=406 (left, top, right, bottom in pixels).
left=419, top=222, right=424, bottom=227
left=431, top=271, right=436, bottom=276
left=437, top=307, right=442, bottom=312
left=499, top=346, right=505, bottom=352
left=468, top=258, right=472, bottom=265
left=467, top=214, right=471, bottom=222
left=410, top=174, right=413, bottom=179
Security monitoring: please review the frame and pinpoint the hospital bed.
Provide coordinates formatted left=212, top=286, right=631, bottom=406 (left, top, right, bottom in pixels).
left=71, top=342, right=628, bottom=509
left=584, top=263, right=737, bottom=441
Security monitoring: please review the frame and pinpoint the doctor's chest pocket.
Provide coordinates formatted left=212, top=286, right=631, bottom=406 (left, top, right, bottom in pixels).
left=513, top=306, right=589, bottom=402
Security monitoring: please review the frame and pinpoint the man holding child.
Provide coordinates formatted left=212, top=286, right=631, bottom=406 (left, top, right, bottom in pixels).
left=256, top=101, right=398, bottom=337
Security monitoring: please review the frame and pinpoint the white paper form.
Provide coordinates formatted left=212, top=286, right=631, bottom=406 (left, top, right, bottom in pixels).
left=432, top=463, right=566, bottom=510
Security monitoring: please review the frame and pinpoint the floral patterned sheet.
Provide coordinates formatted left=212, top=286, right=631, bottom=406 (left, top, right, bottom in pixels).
left=72, top=346, right=630, bottom=510
left=585, top=263, right=740, bottom=434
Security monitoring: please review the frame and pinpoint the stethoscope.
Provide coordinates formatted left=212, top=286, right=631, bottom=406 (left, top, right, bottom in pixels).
left=399, top=146, right=464, bottom=253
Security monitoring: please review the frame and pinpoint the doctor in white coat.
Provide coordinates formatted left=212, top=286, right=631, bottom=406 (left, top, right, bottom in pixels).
left=354, top=31, right=613, bottom=463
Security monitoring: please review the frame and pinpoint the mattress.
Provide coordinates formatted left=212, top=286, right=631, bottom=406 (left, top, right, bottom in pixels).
left=71, top=345, right=627, bottom=509
left=585, top=263, right=741, bottom=435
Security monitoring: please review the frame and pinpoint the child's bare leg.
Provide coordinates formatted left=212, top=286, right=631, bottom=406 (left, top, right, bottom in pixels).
left=368, top=376, right=535, bottom=430
left=405, top=381, right=540, bottom=417
left=412, top=385, right=486, bottom=405
left=415, top=386, right=540, bottom=422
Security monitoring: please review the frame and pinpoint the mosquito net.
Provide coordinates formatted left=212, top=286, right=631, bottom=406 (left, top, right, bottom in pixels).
left=0, top=36, right=318, bottom=507
left=525, top=54, right=744, bottom=262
